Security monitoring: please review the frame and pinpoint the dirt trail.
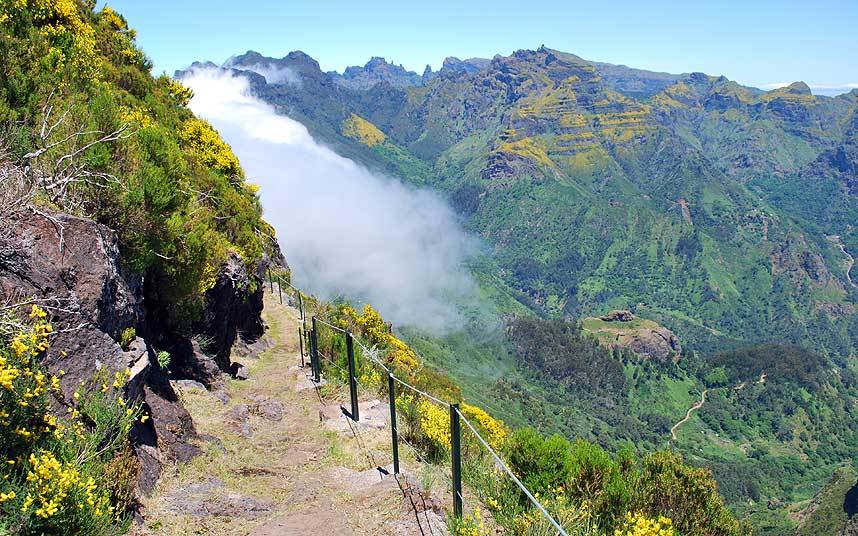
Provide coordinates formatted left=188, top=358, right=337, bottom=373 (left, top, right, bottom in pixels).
left=670, top=373, right=766, bottom=442
left=136, top=294, right=447, bottom=536
left=829, top=235, right=856, bottom=288
left=670, top=389, right=708, bottom=441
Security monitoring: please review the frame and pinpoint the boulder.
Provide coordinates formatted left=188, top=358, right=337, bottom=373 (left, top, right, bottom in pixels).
left=600, top=310, right=635, bottom=322
left=618, top=327, right=682, bottom=362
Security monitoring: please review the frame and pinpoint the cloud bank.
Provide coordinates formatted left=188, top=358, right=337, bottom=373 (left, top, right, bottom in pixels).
left=760, top=82, right=858, bottom=96
left=223, top=58, right=302, bottom=86
left=180, top=67, right=474, bottom=332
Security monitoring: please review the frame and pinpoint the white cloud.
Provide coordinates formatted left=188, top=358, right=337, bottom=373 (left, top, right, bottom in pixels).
left=179, top=67, right=475, bottom=333
left=760, top=82, right=792, bottom=89
left=222, top=57, right=302, bottom=86
left=760, top=82, right=858, bottom=95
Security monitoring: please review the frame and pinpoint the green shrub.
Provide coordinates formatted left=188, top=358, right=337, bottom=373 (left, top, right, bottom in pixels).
left=634, top=450, right=746, bottom=536
left=505, top=428, right=572, bottom=498
left=567, top=440, right=633, bottom=530
left=156, top=351, right=171, bottom=370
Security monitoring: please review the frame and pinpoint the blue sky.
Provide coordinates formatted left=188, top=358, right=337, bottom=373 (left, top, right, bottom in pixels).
left=102, top=0, right=858, bottom=95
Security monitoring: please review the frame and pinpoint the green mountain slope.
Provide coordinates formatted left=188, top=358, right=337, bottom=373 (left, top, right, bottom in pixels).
left=185, top=47, right=857, bottom=534
left=208, top=46, right=856, bottom=360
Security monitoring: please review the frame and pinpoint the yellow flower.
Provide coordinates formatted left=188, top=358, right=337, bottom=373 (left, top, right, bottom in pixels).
left=419, top=399, right=450, bottom=450
left=614, top=512, right=676, bottom=536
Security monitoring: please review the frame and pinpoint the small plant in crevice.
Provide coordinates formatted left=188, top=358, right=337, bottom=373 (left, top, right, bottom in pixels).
left=118, top=327, right=136, bottom=350
left=156, top=351, right=171, bottom=371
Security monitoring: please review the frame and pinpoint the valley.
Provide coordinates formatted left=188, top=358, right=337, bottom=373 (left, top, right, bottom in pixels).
left=177, top=48, right=857, bottom=535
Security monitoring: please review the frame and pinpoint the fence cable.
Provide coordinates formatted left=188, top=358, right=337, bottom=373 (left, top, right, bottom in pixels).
left=308, top=308, right=568, bottom=535
left=456, top=408, right=568, bottom=536
left=315, top=317, right=349, bottom=335
left=391, top=375, right=449, bottom=407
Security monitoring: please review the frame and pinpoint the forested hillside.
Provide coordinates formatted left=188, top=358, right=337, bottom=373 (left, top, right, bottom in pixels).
left=199, top=47, right=857, bottom=359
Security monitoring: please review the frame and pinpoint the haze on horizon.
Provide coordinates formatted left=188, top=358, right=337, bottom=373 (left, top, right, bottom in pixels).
left=100, top=0, right=857, bottom=97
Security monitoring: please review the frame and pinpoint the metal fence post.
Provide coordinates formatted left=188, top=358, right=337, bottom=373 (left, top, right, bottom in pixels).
left=277, top=276, right=282, bottom=304
left=298, top=327, right=305, bottom=367
left=388, top=373, right=400, bottom=474
left=450, top=403, right=463, bottom=519
left=346, top=332, right=359, bottom=421
left=267, top=267, right=273, bottom=292
left=297, top=292, right=305, bottom=325
left=310, top=316, right=320, bottom=383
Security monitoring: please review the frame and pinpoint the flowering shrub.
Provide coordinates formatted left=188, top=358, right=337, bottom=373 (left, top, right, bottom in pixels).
left=419, top=399, right=450, bottom=452
left=0, top=0, right=101, bottom=82
left=0, top=305, right=143, bottom=534
left=461, top=403, right=506, bottom=450
left=614, top=512, right=676, bottom=536
left=451, top=507, right=488, bottom=536
left=336, top=304, right=420, bottom=377
left=180, top=118, right=243, bottom=178
left=166, top=79, right=193, bottom=106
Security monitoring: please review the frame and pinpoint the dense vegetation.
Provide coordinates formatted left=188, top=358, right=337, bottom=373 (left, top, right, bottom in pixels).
left=308, top=299, right=747, bottom=535
left=507, top=320, right=858, bottom=534
left=0, top=2, right=276, bottom=533
left=0, top=0, right=274, bottom=330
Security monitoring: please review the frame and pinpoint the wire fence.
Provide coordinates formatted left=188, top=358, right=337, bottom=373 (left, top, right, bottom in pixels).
left=266, top=269, right=569, bottom=535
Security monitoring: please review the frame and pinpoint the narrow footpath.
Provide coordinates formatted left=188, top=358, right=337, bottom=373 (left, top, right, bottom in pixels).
left=828, top=235, right=856, bottom=288
left=135, top=294, right=448, bottom=536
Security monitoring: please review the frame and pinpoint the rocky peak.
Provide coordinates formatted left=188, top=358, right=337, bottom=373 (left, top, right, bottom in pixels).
left=283, top=50, right=321, bottom=70
left=227, top=50, right=267, bottom=66
left=333, top=56, right=422, bottom=90
left=782, top=81, right=813, bottom=95
left=438, top=56, right=490, bottom=77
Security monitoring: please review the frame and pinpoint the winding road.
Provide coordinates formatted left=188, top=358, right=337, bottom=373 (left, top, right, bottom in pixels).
left=670, top=389, right=708, bottom=441
left=828, top=235, right=856, bottom=288
left=670, top=373, right=766, bottom=442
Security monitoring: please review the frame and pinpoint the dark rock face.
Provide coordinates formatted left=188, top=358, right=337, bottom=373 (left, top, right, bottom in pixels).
left=0, top=210, right=273, bottom=493
left=0, top=212, right=144, bottom=394
left=0, top=211, right=200, bottom=492
left=196, top=251, right=266, bottom=372
left=621, top=327, right=682, bottom=362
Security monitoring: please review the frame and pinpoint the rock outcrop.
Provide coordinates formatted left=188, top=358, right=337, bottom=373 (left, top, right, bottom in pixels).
left=0, top=209, right=273, bottom=493
left=600, top=310, right=635, bottom=322
left=619, top=327, right=682, bottom=362
left=584, top=313, right=682, bottom=362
